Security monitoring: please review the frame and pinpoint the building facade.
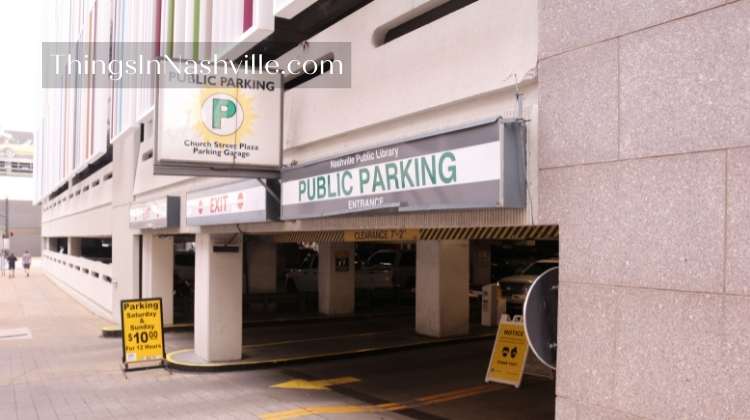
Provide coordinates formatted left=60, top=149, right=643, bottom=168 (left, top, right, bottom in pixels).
left=1, top=129, right=40, bottom=256
left=35, top=0, right=749, bottom=418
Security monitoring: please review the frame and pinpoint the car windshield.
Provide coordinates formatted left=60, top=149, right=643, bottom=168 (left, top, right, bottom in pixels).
left=522, top=262, right=558, bottom=275
left=367, top=251, right=396, bottom=267
left=301, top=252, right=318, bottom=269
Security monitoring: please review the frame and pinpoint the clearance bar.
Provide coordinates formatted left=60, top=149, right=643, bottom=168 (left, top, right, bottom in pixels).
left=271, top=225, right=558, bottom=243
left=342, top=229, right=420, bottom=242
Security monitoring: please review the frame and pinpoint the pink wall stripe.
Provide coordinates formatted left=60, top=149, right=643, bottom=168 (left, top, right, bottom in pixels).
left=243, top=0, right=253, bottom=31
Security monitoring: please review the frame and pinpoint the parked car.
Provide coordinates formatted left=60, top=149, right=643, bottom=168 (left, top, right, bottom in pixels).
left=356, top=249, right=415, bottom=290
left=498, top=258, right=559, bottom=316
left=284, top=248, right=415, bottom=292
left=284, top=249, right=318, bottom=292
left=0, top=134, right=33, bottom=159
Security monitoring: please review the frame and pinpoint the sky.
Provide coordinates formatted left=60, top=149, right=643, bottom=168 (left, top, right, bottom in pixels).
left=0, top=1, right=44, bottom=134
left=0, top=1, right=44, bottom=201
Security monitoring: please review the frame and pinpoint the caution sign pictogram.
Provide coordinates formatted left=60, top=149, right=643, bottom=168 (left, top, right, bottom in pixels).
left=485, top=314, right=529, bottom=387
left=120, top=298, right=167, bottom=372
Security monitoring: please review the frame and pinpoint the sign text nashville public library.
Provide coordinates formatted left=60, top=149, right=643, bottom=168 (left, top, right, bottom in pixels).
left=280, top=120, right=526, bottom=220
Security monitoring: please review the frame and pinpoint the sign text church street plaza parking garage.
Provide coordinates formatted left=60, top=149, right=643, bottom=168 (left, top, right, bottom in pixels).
left=154, top=59, right=282, bottom=177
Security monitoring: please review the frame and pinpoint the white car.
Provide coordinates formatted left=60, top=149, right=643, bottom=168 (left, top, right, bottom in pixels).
left=355, top=249, right=415, bottom=290
left=284, top=250, right=319, bottom=292
left=498, top=258, right=559, bottom=315
left=284, top=249, right=416, bottom=293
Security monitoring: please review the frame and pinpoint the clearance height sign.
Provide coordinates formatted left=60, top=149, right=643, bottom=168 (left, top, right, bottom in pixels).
left=120, top=298, right=166, bottom=368
left=280, top=120, right=526, bottom=220
left=154, top=60, right=282, bottom=178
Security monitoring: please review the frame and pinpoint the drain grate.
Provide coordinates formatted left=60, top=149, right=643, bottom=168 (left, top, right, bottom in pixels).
left=0, top=328, right=32, bottom=341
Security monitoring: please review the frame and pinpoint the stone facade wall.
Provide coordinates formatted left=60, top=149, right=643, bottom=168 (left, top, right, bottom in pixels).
left=538, top=1, right=750, bottom=418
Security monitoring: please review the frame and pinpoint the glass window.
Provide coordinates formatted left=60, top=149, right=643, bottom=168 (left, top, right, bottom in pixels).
left=522, top=262, right=558, bottom=276
left=367, top=250, right=396, bottom=267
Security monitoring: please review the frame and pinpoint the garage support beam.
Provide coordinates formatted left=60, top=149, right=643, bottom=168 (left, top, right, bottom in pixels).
left=194, top=233, right=243, bottom=362
left=416, top=240, right=470, bottom=337
left=471, top=241, right=492, bottom=287
left=68, top=237, right=81, bottom=256
left=247, top=237, right=277, bottom=293
left=318, top=242, right=355, bottom=315
left=141, top=234, right=174, bottom=326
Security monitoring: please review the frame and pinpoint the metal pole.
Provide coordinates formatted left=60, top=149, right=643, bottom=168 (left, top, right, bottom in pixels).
left=1, top=198, right=7, bottom=270
left=4, top=198, right=8, bottom=241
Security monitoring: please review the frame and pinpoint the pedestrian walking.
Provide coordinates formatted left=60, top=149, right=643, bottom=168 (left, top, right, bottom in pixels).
left=0, top=250, right=6, bottom=277
left=22, top=251, right=31, bottom=277
left=6, top=252, right=17, bottom=278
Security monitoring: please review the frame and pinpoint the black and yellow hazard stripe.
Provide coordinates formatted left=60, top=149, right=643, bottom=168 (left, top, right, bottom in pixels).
left=271, top=225, right=557, bottom=243
left=272, top=231, right=346, bottom=243
left=419, top=225, right=557, bottom=241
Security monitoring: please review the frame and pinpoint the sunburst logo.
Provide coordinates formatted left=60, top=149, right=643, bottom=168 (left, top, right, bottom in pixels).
left=193, top=88, right=255, bottom=145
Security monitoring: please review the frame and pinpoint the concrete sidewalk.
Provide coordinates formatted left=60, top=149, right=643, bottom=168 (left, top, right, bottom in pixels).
left=0, top=268, right=554, bottom=419
left=0, top=268, right=323, bottom=419
left=0, top=267, right=172, bottom=419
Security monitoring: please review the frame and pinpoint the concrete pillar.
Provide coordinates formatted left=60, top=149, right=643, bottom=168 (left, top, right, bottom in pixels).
left=194, top=233, right=243, bottom=362
left=416, top=240, right=470, bottom=337
left=141, top=234, right=174, bottom=326
left=110, top=127, right=142, bottom=324
left=68, top=237, right=82, bottom=256
left=471, top=241, right=493, bottom=287
left=318, top=242, right=355, bottom=315
left=111, top=208, right=140, bottom=325
left=247, top=237, right=277, bottom=293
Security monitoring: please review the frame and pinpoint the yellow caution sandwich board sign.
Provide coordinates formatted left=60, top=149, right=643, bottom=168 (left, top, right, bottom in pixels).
left=120, top=298, right=167, bottom=371
left=485, top=315, right=529, bottom=387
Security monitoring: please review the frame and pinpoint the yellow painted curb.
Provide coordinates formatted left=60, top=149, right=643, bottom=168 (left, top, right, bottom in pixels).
left=166, top=332, right=496, bottom=371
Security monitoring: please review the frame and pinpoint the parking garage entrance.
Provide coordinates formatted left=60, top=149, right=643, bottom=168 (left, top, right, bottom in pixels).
left=264, top=226, right=559, bottom=331
left=165, top=224, right=558, bottom=417
left=143, top=226, right=558, bottom=335
left=173, top=235, right=196, bottom=324
left=276, top=241, right=417, bottom=315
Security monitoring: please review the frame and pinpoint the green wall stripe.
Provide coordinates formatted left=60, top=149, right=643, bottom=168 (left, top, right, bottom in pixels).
left=167, top=0, right=175, bottom=57
left=192, top=0, right=201, bottom=59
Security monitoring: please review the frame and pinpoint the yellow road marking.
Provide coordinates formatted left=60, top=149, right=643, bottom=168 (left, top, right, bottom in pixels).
left=272, top=376, right=361, bottom=390
left=260, top=384, right=499, bottom=419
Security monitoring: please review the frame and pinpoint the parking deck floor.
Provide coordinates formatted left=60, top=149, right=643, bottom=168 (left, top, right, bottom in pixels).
left=0, top=267, right=555, bottom=419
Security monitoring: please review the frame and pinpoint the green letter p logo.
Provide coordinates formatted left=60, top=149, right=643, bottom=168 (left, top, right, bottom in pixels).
left=199, top=92, right=246, bottom=139
left=212, top=98, right=237, bottom=129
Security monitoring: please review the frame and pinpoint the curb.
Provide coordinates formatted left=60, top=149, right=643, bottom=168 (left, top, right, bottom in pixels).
left=101, top=311, right=413, bottom=337
left=165, top=332, right=495, bottom=372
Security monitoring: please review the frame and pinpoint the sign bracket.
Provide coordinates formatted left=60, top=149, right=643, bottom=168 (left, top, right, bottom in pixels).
left=257, top=178, right=281, bottom=204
